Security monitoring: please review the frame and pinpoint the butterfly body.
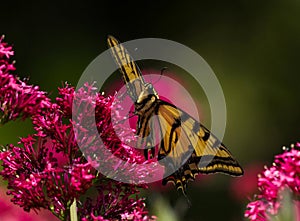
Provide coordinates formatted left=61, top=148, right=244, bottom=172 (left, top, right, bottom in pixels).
left=135, top=83, right=159, bottom=114
left=107, top=35, right=243, bottom=193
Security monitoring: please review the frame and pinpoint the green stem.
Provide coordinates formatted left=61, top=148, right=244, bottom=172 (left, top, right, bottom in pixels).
left=70, top=199, right=78, bottom=221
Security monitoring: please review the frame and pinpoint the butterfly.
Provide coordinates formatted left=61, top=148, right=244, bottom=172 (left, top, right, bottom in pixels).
left=107, top=35, right=243, bottom=194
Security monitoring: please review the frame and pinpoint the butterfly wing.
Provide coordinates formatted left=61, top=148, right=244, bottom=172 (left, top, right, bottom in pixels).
left=156, top=100, right=243, bottom=193
left=107, top=35, right=146, bottom=102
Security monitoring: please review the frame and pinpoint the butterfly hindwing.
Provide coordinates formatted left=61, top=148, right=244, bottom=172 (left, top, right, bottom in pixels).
left=156, top=101, right=243, bottom=192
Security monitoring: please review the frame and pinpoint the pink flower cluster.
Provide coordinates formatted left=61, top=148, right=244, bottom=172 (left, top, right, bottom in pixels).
left=245, top=143, right=300, bottom=220
left=0, top=36, right=156, bottom=220
left=0, top=187, right=56, bottom=221
left=0, top=36, right=50, bottom=123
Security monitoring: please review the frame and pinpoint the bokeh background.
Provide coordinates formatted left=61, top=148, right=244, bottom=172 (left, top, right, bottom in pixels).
left=1, top=1, right=300, bottom=220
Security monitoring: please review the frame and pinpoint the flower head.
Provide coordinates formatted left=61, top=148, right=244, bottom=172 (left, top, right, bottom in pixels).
left=245, top=143, right=300, bottom=220
left=0, top=36, right=156, bottom=221
left=0, top=36, right=50, bottom=123
left=0, top=186, right=56, bottom=221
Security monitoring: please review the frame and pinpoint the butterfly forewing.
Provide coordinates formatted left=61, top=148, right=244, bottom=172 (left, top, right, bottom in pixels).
left=107, top=35, right=146, bottom=102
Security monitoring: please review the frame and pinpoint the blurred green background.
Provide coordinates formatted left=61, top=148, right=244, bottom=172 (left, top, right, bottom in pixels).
left=1, top=1, right=300, bottom=220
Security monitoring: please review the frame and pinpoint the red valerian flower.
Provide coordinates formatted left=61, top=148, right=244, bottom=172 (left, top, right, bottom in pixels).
left=0, top=36, right=50, bottom=124
left=0, top=187, right=57, bottom=221
left=79, top=181, right=157, bottom=221
left=245, top=144, right=300, bottom=220
left=0, top=36, right=156, bottom=221
left=0, top=135, right=95, bottom=219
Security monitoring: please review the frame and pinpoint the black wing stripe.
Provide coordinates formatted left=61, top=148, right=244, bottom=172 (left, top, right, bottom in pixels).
left=168, top=118, right=182, bottom=155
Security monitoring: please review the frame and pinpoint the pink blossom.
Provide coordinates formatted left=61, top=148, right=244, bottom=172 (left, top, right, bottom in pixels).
left=0, top=36, right=50, bottom=123
left=0, top=187, right=57, bottom=221
left=0, top=36, right=156, bottom=221
left=245, top=144, right=300, bottom=220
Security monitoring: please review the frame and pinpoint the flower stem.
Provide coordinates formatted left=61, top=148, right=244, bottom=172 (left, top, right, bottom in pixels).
left=70, top=199, right=78, bottom=221
left=295, top=200, right=300, bottom=221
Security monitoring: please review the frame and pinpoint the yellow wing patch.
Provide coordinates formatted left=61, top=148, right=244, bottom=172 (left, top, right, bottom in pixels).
left=107, top=35, right=145, bottom=101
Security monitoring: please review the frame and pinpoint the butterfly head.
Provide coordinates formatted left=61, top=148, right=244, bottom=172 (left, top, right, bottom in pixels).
left=135, top=83, right=159, bottom=112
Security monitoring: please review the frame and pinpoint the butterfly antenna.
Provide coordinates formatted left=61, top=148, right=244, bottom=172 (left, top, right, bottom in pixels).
left=152, top=67, right=167, bottom=85
left=116, top=90, right=128, bottom=101
left=116, top=111, right=135, bottom=124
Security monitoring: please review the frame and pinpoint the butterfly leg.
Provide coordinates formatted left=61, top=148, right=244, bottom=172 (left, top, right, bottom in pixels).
left=144, top=139, right=156, bottom=160
left=143, top=115, right=157, bottom=160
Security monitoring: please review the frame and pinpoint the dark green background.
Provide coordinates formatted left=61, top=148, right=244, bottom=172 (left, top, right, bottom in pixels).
left=1, top=1, right=300, bottom=220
